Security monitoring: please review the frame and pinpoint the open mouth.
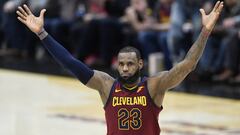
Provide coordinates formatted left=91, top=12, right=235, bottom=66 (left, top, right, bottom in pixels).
left=122, top=75, right=129, bottom=79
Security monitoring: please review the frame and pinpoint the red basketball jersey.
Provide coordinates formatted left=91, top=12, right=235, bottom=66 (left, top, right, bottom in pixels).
left=104, top=77, right=163, bottom=135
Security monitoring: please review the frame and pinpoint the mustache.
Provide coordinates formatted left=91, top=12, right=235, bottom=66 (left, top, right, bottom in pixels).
left=117, top=69, right=142, bottom=84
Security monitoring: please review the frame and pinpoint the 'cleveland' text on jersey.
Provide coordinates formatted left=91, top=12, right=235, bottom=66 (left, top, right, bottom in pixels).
left=104, top=77, right=162, bottom=135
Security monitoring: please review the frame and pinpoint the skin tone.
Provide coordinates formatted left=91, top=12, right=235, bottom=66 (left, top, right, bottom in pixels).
left=125, top=0, right=153, bottom=31
left=16, top=1, right=224, bottom=107
left=117, top=52, right=143, bottom=88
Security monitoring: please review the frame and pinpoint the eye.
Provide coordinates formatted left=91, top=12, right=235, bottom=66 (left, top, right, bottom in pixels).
left=119, top=62, right=124, bottom=66
left=128, top=62, right=134, bottom=66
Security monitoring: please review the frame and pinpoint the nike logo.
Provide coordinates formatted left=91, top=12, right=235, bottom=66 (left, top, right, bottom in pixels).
left=137, top=86, right=144, bottom=93
left=115, top=89, right=122, bottom=93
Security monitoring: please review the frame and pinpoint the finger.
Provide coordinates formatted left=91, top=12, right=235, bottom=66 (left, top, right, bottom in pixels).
left=216, top=2, right=224, bottom=13
left=213, top=1, right=220, bottom=12
left=23, top=4, right=32, bottom=15
left=16, top=11, right=27, bottom=20
left=17, top=6, right=28, bottom=16
left=199, top=8, right=206, bottom=17
left=40, top=9, right=46, bottom=19
left=17, top=17, right=26, bottom=25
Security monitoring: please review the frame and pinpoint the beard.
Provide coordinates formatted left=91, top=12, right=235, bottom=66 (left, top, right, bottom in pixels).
left=117, top=69, right=141, bottom=85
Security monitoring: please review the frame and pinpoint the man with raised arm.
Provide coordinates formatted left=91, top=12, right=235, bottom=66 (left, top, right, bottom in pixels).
left=16, top=1, right=223, bottom=135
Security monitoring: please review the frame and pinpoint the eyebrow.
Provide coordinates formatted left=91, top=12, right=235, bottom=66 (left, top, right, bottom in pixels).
left=118, top=60, right=136, bottom=63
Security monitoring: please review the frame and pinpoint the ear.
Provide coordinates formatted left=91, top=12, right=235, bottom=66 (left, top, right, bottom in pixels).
left=139, top=59, right=144, bottom=70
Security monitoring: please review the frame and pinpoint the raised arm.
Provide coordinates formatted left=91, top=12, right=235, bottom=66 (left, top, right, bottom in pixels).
left=149, top=1, right=224, bottom=93
left=16, top=5, right=115, bottom=104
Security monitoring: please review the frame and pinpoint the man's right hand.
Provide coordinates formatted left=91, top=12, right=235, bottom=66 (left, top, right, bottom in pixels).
left=16, top=4, right=46, bottom=34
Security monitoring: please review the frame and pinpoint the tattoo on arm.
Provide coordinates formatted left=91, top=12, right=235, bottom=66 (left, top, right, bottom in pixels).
left=86, top=71, right=113, bottom=91
left=158, top=28, right=211, bottom=91
left=159, top=61, right=192, bottom=91
left=171, top=28, right=211, bottom=81
left=185, top=28, right=211, bottom=63
left=101, top=74, right=113, bottom=82
left=169, top=64, right=190, bottom=84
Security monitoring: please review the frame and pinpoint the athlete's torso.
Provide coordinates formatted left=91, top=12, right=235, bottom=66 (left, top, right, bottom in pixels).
left=104, top=77, right=162, bottom=135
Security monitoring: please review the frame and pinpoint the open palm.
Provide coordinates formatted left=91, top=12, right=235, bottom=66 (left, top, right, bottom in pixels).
left=200, top=1, right=224, bottom=31
left=16, top=4, right=46, bottom=34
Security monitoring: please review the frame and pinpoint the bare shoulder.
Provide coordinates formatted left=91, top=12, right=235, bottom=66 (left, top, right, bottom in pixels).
left=146, top=72, right=168, bottom=107
left=148, top=71, right=169, bottom=83
left=85, top=70, right=115, bottom=105
left=86, top=70, right=115, bottom=92
left=148, top=61, right=193, bottom=95
left=94, top=70, right=115, bottom=82
left=147, top=71, right=169, bottom=95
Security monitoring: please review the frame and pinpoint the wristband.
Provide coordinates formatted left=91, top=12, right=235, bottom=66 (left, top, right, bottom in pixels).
left=37, top=28, right=48, bottom=40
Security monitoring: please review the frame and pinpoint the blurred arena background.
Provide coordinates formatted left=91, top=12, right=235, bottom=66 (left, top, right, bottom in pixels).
left=0, top=0, right=240, bottom=135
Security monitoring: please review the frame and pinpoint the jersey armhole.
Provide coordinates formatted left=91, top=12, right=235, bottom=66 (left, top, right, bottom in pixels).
left=103, top=81, right=117, bottom=109
left=145, top=81, right=163, bottom=111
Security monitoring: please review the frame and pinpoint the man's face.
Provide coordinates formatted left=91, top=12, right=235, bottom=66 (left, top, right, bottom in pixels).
left=132, top=0, right=147, bottom=12
left=117, top=52, right=143, bottom=84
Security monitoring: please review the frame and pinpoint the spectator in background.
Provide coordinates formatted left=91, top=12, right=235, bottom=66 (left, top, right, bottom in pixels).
left=97, top=0, right=130, bottom=68
left=1, top=0, right=82, bottom=59
left=197, top=0, right=240, bottom=80
left=168, top=0, right=214, bottom=62
left=139, top=0, right=173, bottom=70
left=0, top=0, right=49, bottom=58
left=43, top=0, right=83, bottom=53
left=213, top=30, right=240, bottom=82
left=75, top=0, right=108, bottom=65
left=0, top=0, right=8, bottom=46
left=124, top=0, right=152, bottom=56
left=0, top=1, right=7, bottom=23
left=77, top=0, right=129, bottom=67
left=230, top=30, right=240, bottom=83
left=211, top=0, right=240, bottom=81
left=125, top=0, right=173, bottom=70
left=1, top=0, right=30, bottom=58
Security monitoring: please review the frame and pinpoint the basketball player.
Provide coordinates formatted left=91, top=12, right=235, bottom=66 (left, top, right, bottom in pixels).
left=16, top=1, right=223, bottom=135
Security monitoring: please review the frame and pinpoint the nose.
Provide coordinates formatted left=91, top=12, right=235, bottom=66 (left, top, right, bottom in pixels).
left=123, top=65, right=128, bottom=72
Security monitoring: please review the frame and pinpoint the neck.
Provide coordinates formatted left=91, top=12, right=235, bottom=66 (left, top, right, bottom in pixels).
left=123, top=77, right=141, bottom=90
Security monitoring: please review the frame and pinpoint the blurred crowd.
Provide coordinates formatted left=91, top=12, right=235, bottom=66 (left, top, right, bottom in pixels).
left=1, top=0, right=240, bottom=83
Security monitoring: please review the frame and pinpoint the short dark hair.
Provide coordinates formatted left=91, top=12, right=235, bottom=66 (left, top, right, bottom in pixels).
left=118, top=46, right=142, bottom=60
